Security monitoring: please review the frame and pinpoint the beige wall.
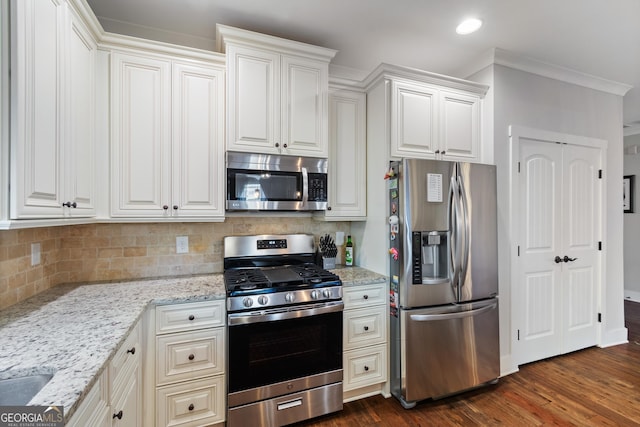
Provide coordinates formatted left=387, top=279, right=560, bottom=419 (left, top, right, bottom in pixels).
left=0, top=218, right=350, bottom=309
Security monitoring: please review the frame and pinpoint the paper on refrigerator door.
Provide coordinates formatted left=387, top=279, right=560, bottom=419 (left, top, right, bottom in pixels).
left=427, top=173, right=443, bottom=202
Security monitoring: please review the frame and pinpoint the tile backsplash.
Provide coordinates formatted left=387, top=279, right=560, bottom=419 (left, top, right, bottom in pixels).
left=0, top=217, right=350, bottom=309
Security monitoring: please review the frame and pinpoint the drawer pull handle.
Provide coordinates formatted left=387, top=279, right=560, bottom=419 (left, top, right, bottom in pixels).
left=188, top=354, right=195, bottom=361
left=188, top=315, right=195, bottom=321
left=363, top=326, right=369, bottom=331
left=113, top=410, right=123, bottom=420
left=188, top=404, right=195, bottom=411
left=277, top=398, right=302, bottom=411
left=364, top=365, right=370, bottom=372
left=126, top=347, right=135, bottom=355
left=363, top=295, right=369, bottom=300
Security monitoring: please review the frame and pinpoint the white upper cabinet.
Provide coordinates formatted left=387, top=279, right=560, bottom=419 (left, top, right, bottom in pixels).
left=323, top=88, right=367, bottom=220
left=111, top=51, right=225, bottom=219
left=218, top=24, right=336, bottom=157
left=10, top=0, right=96, bottom=218
left=366, top=65, right=488, bottom=163
left=390, top=80, right=482, bottom=161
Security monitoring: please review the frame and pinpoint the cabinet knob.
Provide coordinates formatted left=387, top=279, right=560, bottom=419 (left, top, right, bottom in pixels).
left=435, top=150, right=440, bottom=154
left=363, top=295, right=369, bottom=300
left=364, top=326, right=369, bottom=331
left=275, top=143, right=280, bottom=148
left=327, top=206, right=332, bottom=211
left=441, top=150, right=446, bottom=155
left=283, top=143, right=288, bottom=148
left=173, top=205, right=178, bottom=210
left=188, top=404, right=195, bottom=411
left=364, top=366, right=369, bottom=372
left=113, top=410, right=123, bottom=420
left=62, top=201, right=77, bottom=208
left=188, top=354, right=195, bottom=361
left=163, top=205, right=169, bottom=210
left=126, top=347, right=135, bottom=355
left=188, top=314, right=195, bottom=321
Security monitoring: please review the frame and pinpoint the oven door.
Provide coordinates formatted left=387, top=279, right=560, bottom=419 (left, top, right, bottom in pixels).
left=227, top=168, right=305, bottom=211
left=227, top=301, right=343, bottom=407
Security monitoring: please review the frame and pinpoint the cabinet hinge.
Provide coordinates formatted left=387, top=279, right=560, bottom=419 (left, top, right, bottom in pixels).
left=598, top=169, right=602, bottom=179
left=598, top=241, right=602, bottom=251
left=598, top=313, right=602, bottom=323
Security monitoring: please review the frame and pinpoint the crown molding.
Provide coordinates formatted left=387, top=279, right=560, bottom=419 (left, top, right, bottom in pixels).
left=461, top=48, right=632, bottom=97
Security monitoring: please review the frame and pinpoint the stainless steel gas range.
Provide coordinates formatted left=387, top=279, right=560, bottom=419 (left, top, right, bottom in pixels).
left=223, top=234, right=344, bottom=427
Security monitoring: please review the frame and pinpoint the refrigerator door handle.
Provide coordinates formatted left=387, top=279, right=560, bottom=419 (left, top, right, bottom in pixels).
left=457, top=173, right=470, bottom=288
left=448, top=175, right=460, bottom=294
left=409, top=300, right=497, bottom=322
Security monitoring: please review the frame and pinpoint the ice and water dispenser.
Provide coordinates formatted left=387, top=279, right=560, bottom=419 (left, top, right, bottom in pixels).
left=411, top=231, right=450, bottom=285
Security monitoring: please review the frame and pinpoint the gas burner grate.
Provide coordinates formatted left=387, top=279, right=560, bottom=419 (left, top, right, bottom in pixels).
left=224, top=269, right=269, bottom=292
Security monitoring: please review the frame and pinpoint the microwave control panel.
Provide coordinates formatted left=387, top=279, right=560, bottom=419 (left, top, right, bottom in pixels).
left=308, top=173, right=327, bottom=202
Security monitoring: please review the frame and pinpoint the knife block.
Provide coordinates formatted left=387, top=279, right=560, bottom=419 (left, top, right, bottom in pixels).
left=322, top=257, right=336, bottom=269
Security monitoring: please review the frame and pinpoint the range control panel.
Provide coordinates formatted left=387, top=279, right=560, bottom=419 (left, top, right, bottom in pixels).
left=257, top=239, right=288, bottom=250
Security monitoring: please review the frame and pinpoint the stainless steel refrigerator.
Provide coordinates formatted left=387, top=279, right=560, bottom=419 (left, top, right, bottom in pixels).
left=388, top=158, right=499, bottom=409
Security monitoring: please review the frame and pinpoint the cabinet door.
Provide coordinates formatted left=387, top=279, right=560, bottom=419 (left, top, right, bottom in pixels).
left=390, top=81, right=438, bottom=159
left=111, top=52, right=171, bottom=217
left=10, top=0, right=65, bottom=218
left=281, top=56, right=328, bottom=157
left=226, top=45, right=280, bottom=154
left=111, top=365, right=142, bottom=427
left=325, top=89, right=366, bottom=219
left=440, top=90, right=480, bottom=161
left=66, top=8, right=96, bottom=216
left=172, top=63, right=225, bottom=217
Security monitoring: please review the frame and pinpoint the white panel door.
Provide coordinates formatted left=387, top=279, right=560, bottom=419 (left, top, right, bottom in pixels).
left=516, top=138, right=600, bottom=365
left=281, top=56, right=328, bottom=156
left=11, top=0, right=65, bottom=217
left=111, top=52, right=171, bottom=217
left=518, top=140, right=563, bottom=363
left=390, top=81, right=438, bottom=159
left=440, top=90, right=480, bottom=161
left=325, top=89, right=366, bottom=219
left=66, top=9, right=96, bottom=216
left=562, top=144, right=600, bottom=353
left=226, top=45, right=280, bottom=154
left=172, top=62, right=225, bottom=217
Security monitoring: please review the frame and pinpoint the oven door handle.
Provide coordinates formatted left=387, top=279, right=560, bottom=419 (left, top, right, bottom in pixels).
left=228, top=301, right=343, bottom=326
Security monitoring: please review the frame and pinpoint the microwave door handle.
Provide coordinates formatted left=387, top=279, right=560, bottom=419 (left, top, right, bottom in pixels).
left=302, top=167, right=309, bottom=207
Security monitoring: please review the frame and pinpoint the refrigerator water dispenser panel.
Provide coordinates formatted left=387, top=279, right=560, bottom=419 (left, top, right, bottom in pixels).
left=412, top=231, right=450, bottom=285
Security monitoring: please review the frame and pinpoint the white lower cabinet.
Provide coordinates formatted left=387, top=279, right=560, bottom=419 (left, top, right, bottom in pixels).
left=67, top=322, right=141, bottom=427
left=153, top=300, right=226, bottom=427
left=342, top=281, right=388, bottom=402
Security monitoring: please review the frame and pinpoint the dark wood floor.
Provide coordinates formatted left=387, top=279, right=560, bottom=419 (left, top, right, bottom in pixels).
left=296, top=300, right=640, bottom=426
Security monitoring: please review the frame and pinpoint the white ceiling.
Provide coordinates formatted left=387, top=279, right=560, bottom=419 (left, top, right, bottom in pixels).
left=85, top=0, right=640, bottom=130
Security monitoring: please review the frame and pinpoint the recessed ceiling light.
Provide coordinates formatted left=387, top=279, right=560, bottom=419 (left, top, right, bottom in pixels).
left=456, top=18, right=483, bottom=35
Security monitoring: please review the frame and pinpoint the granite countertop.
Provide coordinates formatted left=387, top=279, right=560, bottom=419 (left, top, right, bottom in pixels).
left=0, top=266, right=385, bottom=423
left=0, top=274, right=225, bottom=422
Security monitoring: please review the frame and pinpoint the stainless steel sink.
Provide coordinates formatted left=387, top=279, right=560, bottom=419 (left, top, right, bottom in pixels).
left=0, top=373, right=53, bottom=405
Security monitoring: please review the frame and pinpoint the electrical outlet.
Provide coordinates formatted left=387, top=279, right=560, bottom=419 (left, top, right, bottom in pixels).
left=176, top=236, right=189, bottom=254
left=31, top=243, right=41, bottom=266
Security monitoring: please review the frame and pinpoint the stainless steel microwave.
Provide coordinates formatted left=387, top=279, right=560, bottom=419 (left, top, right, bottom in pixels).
left=226, top=152, right=328, bottom=211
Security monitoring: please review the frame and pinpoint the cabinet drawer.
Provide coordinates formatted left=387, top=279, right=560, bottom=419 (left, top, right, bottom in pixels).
left=109, top=322, right=140, bottom=397
left=156, top=300, right=225, bottom=334
left=344, top=305, right=386, bottom=350
left=343, top=282, right=387, bottom=309
left=343, top=344, right=387, bottom=392
left=157, top=328, right=225, bottom=386
left=156, top=375, right=225, bottom=427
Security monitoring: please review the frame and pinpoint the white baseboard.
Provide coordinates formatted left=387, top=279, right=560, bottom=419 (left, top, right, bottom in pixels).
left=599, top=327, right=629, bottom=348
left=624, top=289, right=640, bottom=303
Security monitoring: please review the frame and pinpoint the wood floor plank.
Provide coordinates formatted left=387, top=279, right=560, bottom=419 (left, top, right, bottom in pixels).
left=294, top=301, right=640, bottom=426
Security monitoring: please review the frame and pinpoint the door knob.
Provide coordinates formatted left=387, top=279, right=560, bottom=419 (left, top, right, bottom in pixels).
left=554, top=256, right=563, bottom=263
left=563, top=256, right=577, bottom=262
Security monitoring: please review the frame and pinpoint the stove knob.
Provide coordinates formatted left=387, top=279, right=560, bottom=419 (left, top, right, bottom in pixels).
left=310, top=290, right=319, bottom=300
left=243, top=297, right=254, bottom=308
left=285, top=292, right=295, bottom=303
left=322, top=289, right=332, bottom=298
left=258, top=295, right=269, bottom=305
